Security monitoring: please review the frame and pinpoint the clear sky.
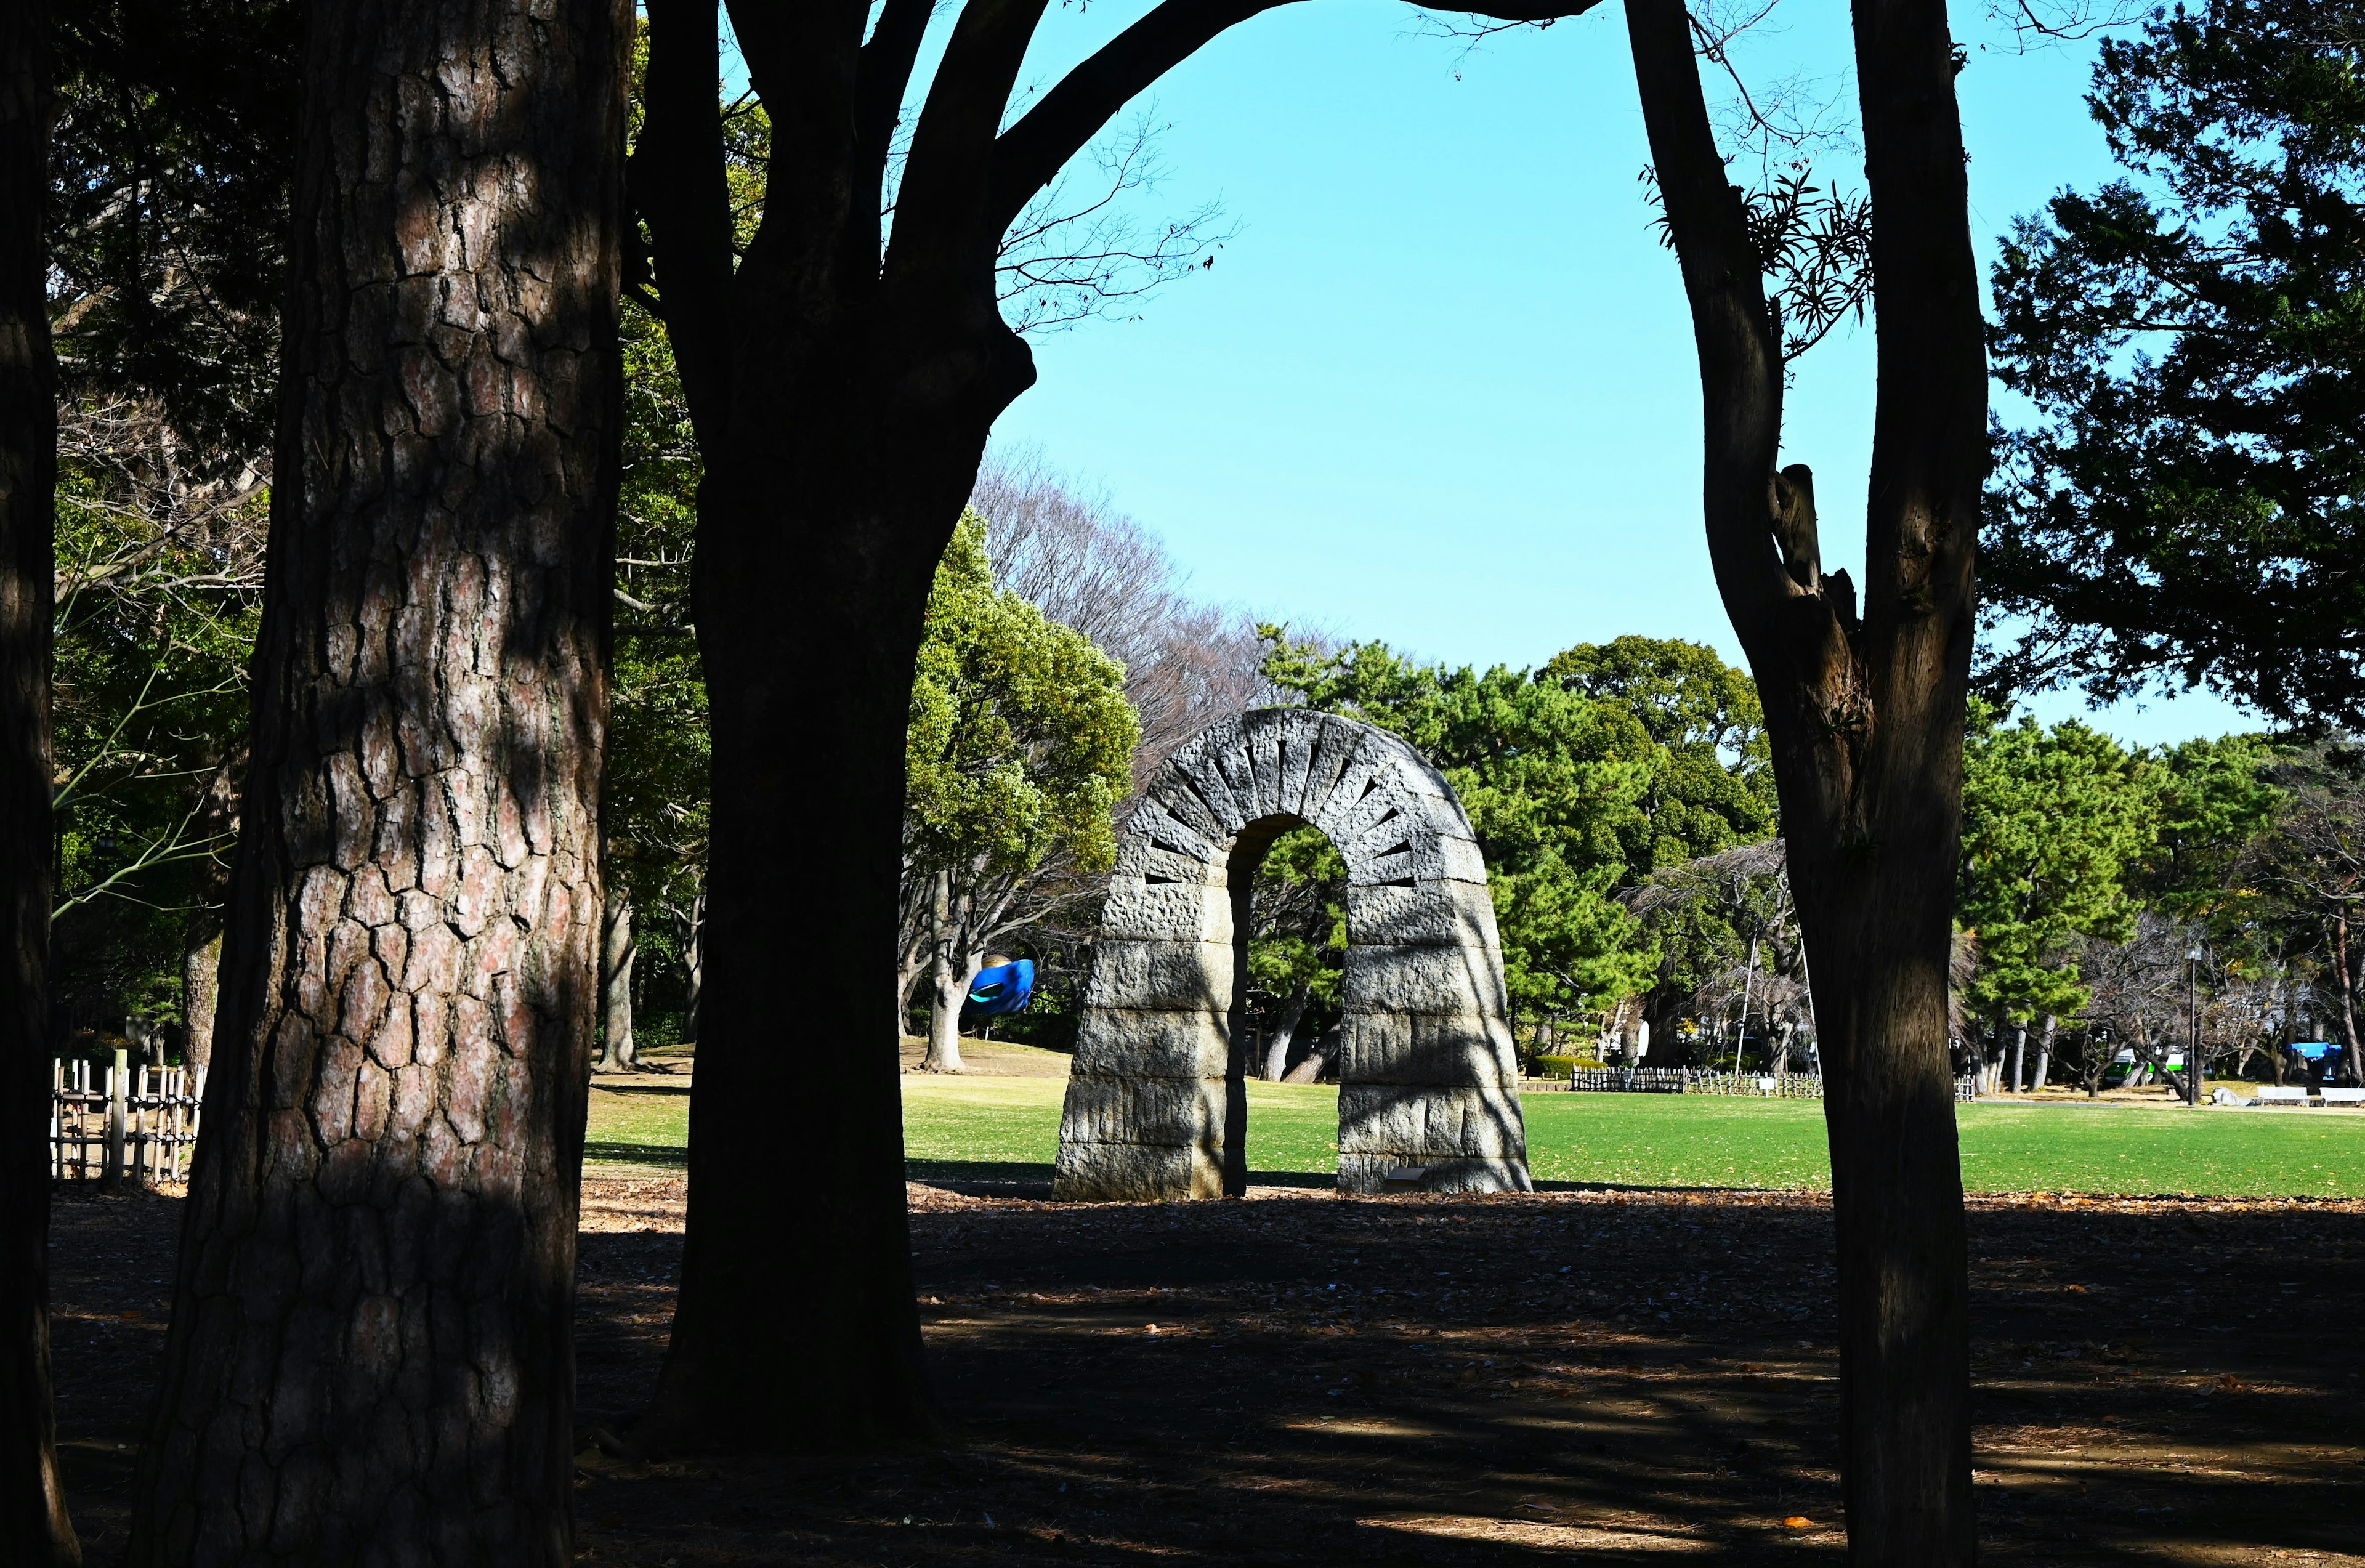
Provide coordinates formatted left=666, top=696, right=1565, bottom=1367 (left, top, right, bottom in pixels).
left=963, top=1, right=2260, bottom=748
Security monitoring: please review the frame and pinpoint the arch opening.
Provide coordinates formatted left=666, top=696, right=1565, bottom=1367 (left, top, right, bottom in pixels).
left=1055, top=709, right=1532, bottom=1200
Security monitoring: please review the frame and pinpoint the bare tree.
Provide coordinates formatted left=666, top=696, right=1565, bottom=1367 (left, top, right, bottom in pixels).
left=970, top=447, right=1269, bottom=780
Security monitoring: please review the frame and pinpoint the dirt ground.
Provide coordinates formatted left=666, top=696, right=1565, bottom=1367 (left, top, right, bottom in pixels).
left=47, top=1178, right=2365, bottom=1565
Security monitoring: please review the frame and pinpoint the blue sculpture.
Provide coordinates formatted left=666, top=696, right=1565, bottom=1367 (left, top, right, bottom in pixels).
left=968, top=959, right=1036, bottom=1017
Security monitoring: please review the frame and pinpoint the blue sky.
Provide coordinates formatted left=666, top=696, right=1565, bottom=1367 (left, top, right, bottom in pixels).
left=958, top=1, right=2260, bottom=748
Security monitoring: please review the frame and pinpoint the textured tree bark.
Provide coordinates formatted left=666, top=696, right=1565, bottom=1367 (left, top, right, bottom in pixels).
left=124, top=0, right=629, bottom=1556
left=601, top=897, right=638, bottom=1071
left=675, top=887, right=703, bottom=1043
left=1628, top=0, right=1979, bottom=1560
left=2010, top=1024, right=2027, bottom=1095
left=2032, top=1013, right=2056, bottom=1093
left=0, top=3, right=79, bottom=1561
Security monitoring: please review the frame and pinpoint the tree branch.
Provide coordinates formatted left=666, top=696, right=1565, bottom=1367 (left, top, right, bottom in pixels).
left=988, top=0, right=1611, bottom=234
left=631, top=0, right=739, bottom=437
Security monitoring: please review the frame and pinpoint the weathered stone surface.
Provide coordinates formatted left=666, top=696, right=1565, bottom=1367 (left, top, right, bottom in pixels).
left=1099, top=879, right=1227, bottom=944
left=1128, top=798, right=1221, bottom=863
left=1070, top=1006, right=1229, bottom=1080
left=1112, top=838, right=1229, bottom=889
left=1293, top=713, right=1367, bottom=822
left=1335, top=1011, right=1518, bottom=1087
left=1343, top=880, right=1500, bottom=948
left=1346, top=836, right=1489, bottom=887
left=1054, top=1139, right=1222, bottom=1202
left=1340, top=942, right=1509, bottom=1019
left=1059, top=707, right=1530, bottom=1201
left=1337, top=1082, right=1527, bottom=1159
left=1274, top=710, right=1326, bottom=817
left=1336, top=1155, right=1534, bottom=1195
left=1083, top=939, right=1235, bottom=1012
left=1059, top=1073, right=1224, bottom=1148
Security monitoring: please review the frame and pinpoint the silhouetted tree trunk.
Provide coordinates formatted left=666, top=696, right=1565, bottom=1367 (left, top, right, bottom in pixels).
left=0, top=5, right=78, bottom=1561
left=602, top=897, right=639, bottom=1070
left=125, top=0, right=628, bottom=1556
left=1628, top=0, right=1979, bottom=1559
left=628, top=0, right=1601, bottom=1455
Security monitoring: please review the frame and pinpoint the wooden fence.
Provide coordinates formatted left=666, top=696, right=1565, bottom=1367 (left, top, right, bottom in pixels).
left=52, top=1057, right=204, bottom=1186
left=1530, top=1067, right=1979, bottom=1102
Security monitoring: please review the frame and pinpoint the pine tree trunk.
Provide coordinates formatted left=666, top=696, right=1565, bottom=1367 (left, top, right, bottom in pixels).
left=1628, top=0, right=1979, bottom=1559
left=2010, top=1024, right=2027, bottom=1095
left=602, top=896, right=639, bottom=1071
left=178, top=752, right=244, bottom=1075
left=2031, top=1014, right=2055, bottom=1093
left=125, top=0, right=628, bottom=1554
left=0, top=2, right=78, bottom=1558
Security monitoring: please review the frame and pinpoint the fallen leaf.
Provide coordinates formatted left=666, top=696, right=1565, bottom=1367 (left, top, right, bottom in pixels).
left=1782, top=1517, right=1812, bottom=1529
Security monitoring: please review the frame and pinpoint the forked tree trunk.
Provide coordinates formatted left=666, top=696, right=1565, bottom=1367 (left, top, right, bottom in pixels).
left=125, top=0, right=628, bottom=1556
left=0, top=4, right=78, bottom=1559
left=1628, top=0, right=1980, bottom=1559
left=1263, top=979, right=1312, bottom=1081
left=602, top=896, right=639, bottom=1071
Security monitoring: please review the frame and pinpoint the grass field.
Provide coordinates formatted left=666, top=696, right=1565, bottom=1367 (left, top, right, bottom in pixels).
left=584, top=1072, right=2364, bottom=1198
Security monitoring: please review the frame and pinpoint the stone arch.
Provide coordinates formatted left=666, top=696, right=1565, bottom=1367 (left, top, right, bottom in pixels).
left=1054, top=708, right=1532, bottom=1200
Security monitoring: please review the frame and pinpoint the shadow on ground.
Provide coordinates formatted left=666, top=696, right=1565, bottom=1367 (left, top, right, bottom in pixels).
left=47, top=1179, right=2365, bottom=1565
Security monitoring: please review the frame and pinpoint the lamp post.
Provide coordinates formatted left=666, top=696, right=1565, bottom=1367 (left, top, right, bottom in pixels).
left=2186, top=946, right=2205, bottom=1107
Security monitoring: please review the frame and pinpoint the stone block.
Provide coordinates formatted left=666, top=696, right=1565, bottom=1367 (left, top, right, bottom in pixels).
left=1337, top=1154, right=1533, bottom=1196
left=1083, top=939, right=1232, bottom=1012
left=1338, top=1082, right=1528, bottom=1160
left=1336, top=1011, right=1518, bottom=1088
left=1248, top=719, right=1285, bottom=818
left=1340, top=941, right=1508, bottom=1018
left=1099, top=879, right=1228, bottom=943
left=1346, top=835, right=1489, bottom=887
left=1318, top=769, right=1460, bottom=849
left=1143, top=770, right=1231, bottom=844
left=1292, top=714, right=1367, bottom=822
left=1112, top=837, right=1227, bottom=889
left=1059, top=1073, right=1224, bottom=1148
left=1070, top=1006, right=1230, bottom=1080
left=1054, top=1139, right=1224, bottom=1202
left=1344, top=881, right=1500, bottom=948
left=1273, top=711, right=1327, bottom=817
left=1127, top=798, right=1220, bottom=863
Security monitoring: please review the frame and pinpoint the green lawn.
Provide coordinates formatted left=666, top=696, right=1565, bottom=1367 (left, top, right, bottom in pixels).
left=585, top=1075, right=2363, bottom=1198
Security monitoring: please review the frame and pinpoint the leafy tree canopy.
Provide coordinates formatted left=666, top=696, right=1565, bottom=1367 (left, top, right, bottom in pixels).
left=905, top=517, right=1138, bottom=883
left=1960, top=704, right=2159, bottom=1024
left=1260, top=631, right=1779, bottom=1022
left=1985, top=0, right=2365, bottom=725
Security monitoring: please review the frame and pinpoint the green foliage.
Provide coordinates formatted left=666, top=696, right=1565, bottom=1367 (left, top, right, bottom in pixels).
left=1960, top=705, right=2159, bottom=1024
left=1259, top=631, right=1785, bottom=1024
left=1985, top=0, right=2365, bottom=725
left=905, top=517, right=1138, bottom=882
left=604, top=298, right=710, bottom=1018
